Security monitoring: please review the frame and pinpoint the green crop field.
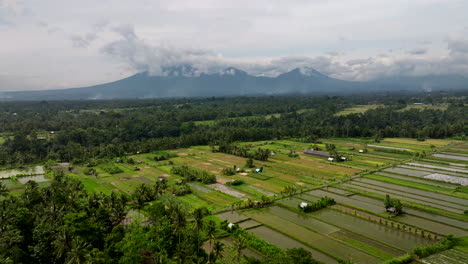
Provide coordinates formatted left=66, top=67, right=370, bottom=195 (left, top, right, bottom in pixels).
left=334, top=105, right=385, bottom=116
left=2, top=138, right=467, bottom=263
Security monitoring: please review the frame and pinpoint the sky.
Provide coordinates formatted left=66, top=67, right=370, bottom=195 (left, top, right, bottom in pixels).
left=1, top=0, right=468, bottom=91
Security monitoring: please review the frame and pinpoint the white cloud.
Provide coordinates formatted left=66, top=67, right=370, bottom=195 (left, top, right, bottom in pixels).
left=1, top=0, right=468, bottom=91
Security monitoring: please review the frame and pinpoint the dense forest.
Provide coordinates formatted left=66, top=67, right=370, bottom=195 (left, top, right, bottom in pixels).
left=0, top=171, right=320, bottom=264
left=0, top=92, right=466, bottom=168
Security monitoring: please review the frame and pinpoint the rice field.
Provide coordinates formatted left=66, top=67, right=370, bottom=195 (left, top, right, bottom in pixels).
left=5, top=137, right=468, bottom=262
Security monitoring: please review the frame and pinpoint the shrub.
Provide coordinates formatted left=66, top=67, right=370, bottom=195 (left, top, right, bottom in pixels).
left=226, top=179, right=244, bottom=186
left=171, top=165, right=216, bottom=184
left=383, top=254, right=414, bottom=264
left=299, top=196, right=336, bottom=213
left=101, top=163, right=123, bottom=174
left=413, top=234, right=456, bottom=258
left=221, top=166, right=236, bottom=176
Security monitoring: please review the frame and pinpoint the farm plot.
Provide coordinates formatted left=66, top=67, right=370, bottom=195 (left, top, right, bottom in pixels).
left=342, top=182, right=465, bottom=213
left=207, top=183, right=248, bottom=199
left=375, top=172, right=460, bottom=189
left=395, top=214, right=467, bottom=236
left=398, top=165, right=468, bottom=178
left=277, top=196, right=311, bottom=209
left=340, top=194, right=468, bottom=230
left=384, top=167, right=430, bottom=177
left=327, top=229, right=404, bottom=260
left=0, top=166, right=45, bottom=179
left=380, top=138, right=453, bottom=149
left=424, top=174, right=468, bottom=186
left=295, top=192, right=321, bottom=203
left=311, top=208, right=433, bottom=251
left=422, top=249, right=468, bottom=264
left=308, top=189, right=386, bottom=213
left=433, top=153, right=468, bottom=161
left=323, top=186, right=355, bottom=196
left=334, top=105, right=384, bottom=116
left=406, top=162, right=468, bottom=174
left=266, top=206, right=340, bottom=234
left=364, top=174, right=468, bottom=200
left=216, top=211, right=249, bottom=223
left=178, top=194, right=214, bottom=210
left=247, top=225, right=339, bottom=264
left=367, top=144, right=410, bottom=151
left=242, top=209, right=382, bottom=263
left=355, top=178, right=468, bottom=206
left=237, top=219, right=260, bottom=229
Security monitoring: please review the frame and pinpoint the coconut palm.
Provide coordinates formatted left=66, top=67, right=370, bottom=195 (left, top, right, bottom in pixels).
left=52, top=227, right=73, bottom=261
left=0, top=182, right=8, bottom=197
left=233, top=235, right=247, bottom=262
left=65, top=237, right=91, bottom=264
left=211, top=240, right=224, bottom=263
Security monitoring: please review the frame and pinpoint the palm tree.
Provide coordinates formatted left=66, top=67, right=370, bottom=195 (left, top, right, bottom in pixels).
left=193, top=207, right=208, bottom=258
left=211, top=240, right=224, bottom=263
left=53, top=227, right=73, bottom=261
left=65, top=237, right=91, bottom=264
left=233, top=235, right=247, bottom=263
left=0, top=182, right=9, bottom=197
left=170, top=203, right=187, bottom=245
left=205, top=220, right=217, bottom=249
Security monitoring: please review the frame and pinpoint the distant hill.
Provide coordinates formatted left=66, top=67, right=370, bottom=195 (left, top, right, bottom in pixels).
left=1, top=66, right=467, bottom=100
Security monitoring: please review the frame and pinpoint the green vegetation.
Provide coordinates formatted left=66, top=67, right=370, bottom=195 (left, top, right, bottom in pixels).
left=334, top=104, right=385, bottom=116
left=299, top=196, right=336, bottom=213
left=382, top=254, right=414, bottom=264
left=171, top=165, right=217, bottom=184
left=413, top=234, right=457, bottom=258
left=1, top=94, right=468, bottom=263
left=384, top=194, right=403, bottom=215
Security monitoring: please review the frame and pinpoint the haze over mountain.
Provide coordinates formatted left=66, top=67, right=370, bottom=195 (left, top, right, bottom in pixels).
left=1, top=66, right=466, bottom=100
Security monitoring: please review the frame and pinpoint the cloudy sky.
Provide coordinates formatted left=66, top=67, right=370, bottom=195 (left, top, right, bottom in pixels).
left=1, top=0, right=468, bottom=91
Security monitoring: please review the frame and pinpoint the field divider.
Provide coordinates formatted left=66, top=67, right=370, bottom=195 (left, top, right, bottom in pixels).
left=242, top=214, right=342, bottom=262
left=347, top=181, right=467, bottom=211
left=261, top=204, right=409, bottom=259
left=337, top=184, right=468, bottom=223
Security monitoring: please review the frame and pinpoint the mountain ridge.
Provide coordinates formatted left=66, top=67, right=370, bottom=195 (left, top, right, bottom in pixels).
left=1, top=66, right=467, bottom=100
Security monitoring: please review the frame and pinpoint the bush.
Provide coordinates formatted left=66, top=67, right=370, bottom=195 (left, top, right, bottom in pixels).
left=227, top=179, right=244, bottom=186
left=152, top=152, right=178, bottom=161
left=221, top=167, right=236, bottom=176
left=171, top=165, right=216, bottom=184
left=383, top=254, right=414, bottom=264
left=172, top=184, right=192, bottom=196
left=299, top=196, right=336, bottom=213
left=413, top=234, right=456, bottom=258
left=101, top=163, right=123, bottom=174
left=84, top=167, right=98, bottom=176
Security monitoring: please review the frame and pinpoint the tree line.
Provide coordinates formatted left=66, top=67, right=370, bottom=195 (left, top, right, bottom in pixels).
left=0, top=93, right=466, bottom=167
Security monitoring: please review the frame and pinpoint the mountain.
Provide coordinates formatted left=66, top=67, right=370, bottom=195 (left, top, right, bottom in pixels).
left=1, top=67, right=467, bottom=100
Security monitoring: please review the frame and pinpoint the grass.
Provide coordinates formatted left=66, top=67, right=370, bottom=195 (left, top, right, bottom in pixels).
left=334, top=105, right=385, bottom=116
left=397, top=104, right=448, bottom=112
left=454, top=236, right=468, bottom=253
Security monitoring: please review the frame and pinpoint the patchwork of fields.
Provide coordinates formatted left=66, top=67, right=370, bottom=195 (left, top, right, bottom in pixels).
left=1, top=137, right=467, bottom=263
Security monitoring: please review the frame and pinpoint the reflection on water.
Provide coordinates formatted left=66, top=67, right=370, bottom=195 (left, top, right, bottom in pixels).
left=18, top=175, right=48, bottom=184
left=312, top=208, right=433, bottom=251
left=0, top=166, right=45, bottom=178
